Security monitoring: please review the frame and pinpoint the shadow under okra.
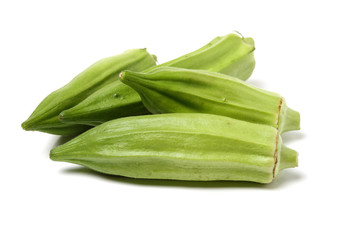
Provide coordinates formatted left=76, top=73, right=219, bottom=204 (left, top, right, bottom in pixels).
left=61, top=166, right=304, bottom=189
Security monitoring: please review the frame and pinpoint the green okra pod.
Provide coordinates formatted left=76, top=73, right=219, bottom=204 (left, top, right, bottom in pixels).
left=120, top=67, right=300, bottom=134
left=50, top=113, right=298, bottom=183
left=59, top=33, right=255, bottom=126
left=22, top=49, right=157, bottom=135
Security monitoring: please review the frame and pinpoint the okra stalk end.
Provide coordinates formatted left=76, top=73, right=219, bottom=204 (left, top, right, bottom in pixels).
left=278, top=144, right=298, bottom=171
left=279, top=101, right=301, bottom=134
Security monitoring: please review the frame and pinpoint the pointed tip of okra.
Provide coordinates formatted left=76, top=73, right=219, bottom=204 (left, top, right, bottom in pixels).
left=22, top=118, right=50, bottom=133
left=119, top=70, right=133, bottom=85
left=119, top=70, right=148, bottom=92
left=21, top=118, right=39, bottom=131
left=119, top=71, right=125, bottom=80
left=49, top=147, right=62, bottom=161
left=21, top=120, right=30, bottom=131
left=50, top=141, right=83, bottom=163
left=119, top=69, right=150, bottom=84
left=49, top=148, right=57, bottom=161
left=50, top=148, right=70, bottom=163
left=50, top=143, right=73, bottom=162
left=21, top=119, right=47, bottom=133
left=58, top=112, right=65, bottom=122
left=21, top=115, right=51, bottom=132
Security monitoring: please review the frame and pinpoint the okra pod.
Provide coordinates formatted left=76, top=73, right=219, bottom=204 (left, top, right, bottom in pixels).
left=50, top=113, right=297, bottom=183
left=120, top=67, right=300, bottom=133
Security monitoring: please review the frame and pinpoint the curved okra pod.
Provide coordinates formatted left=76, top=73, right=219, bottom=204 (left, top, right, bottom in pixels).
left=156, top=33, right=255, bottom=79
left=120, top=67, right=300, bottom=133
left=21, top=49, right=157, bottom=135
left=50, top=113, right=298, bottom=183
left=59, top=33, right=255, bottom=126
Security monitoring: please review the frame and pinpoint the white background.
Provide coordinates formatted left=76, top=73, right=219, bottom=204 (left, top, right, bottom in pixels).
left=1, top=1, right=342, bottom=239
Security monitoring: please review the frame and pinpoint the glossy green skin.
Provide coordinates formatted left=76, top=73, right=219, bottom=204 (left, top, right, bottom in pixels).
left=59, top=79, right=150, bottom=126
left=120, top=67, right=300, bottom=134
left=156, top=34, right=255, bottom=78
left=22, top=49, right=157, bottom=135
left=50, top=113, right=297, bottom=183
left=60, top=33, right=255, bottom=126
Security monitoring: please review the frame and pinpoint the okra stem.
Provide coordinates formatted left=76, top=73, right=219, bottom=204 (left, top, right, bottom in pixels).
left=279, top=144, right=298, bottom=171
left=279, top=102, right=301, bottom=134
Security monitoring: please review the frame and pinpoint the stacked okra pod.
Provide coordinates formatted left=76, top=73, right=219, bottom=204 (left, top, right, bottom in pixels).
left=23, top=32, right=300, bottom=184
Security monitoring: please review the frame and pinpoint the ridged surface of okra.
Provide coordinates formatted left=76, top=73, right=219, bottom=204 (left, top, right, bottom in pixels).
left=50, top=113, right=298, bottom=183
left=22, top=49, right=157, bottom=135
left=59, top=33, right=255, bottom=126
left=120, top=67, right=300, bottom=133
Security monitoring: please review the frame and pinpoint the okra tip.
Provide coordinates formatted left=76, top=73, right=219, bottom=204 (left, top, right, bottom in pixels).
left=49, top=148, right=60, bottom=161
left=119, top=70, right=133, bottom=84
left=57, top=111, right=70, bottom=125
left=119, top=71, right=125, bottom=80
left=49, top=148, right=58, bottom=161
left=21, top=120, right=30, bottom=131
left=58, top=113, right=62, bottom=122
left=50, top=145, right=70, bottom=162
left=21, top=118, right=38, bottom=131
